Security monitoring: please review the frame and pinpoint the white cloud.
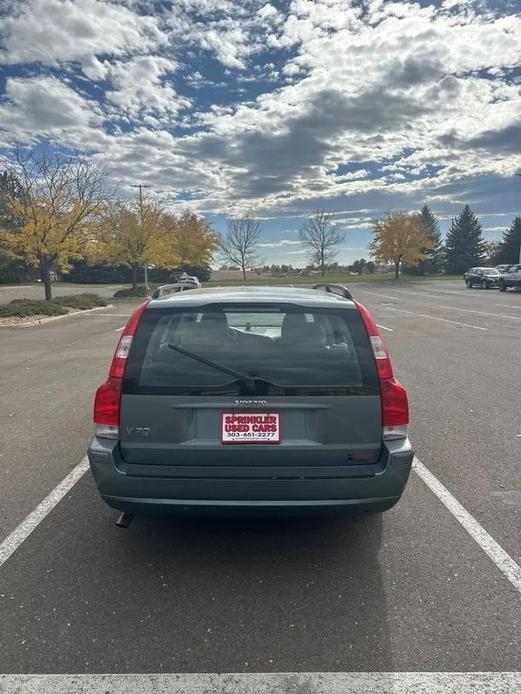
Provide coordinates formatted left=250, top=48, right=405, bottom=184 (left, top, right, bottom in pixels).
left=177, top=0, right=521, bottom=211
left=257, top=239, right=302, bottom=248
left=160, top=1, right=285, bottom=71
left=0, top=0, right=166, bottom=68
left=0, top=75, right=102, bottom=145
left=258, top=4, right=282, bottom=23
left=106, top=56, right=190, bottom=121
left=343, top=221, right=374, bottom=229
left=81, top=56, right=109, bottom=81
left=198, top=28, right=250, bottom=69
left=0, top=0, right=520, bottom=225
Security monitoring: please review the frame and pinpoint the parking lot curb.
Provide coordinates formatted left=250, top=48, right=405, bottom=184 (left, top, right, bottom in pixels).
left=0, top=304, right=114, bottom=328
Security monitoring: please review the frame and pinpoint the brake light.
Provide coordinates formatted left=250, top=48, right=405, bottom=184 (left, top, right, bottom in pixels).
left=355, top=301, right=409, bottom=440
left=93, top=377, right=121, bottom=438
left=93, top=301, right=149, bottom=438
left=380, top=378, right=409, bottom=440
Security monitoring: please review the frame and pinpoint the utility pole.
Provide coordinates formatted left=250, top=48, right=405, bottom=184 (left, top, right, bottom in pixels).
left=130, top=184, right=151, bottom=289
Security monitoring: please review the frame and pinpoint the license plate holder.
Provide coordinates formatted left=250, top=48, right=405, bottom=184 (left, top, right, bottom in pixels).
left=221, top=412, right=281, bottom=444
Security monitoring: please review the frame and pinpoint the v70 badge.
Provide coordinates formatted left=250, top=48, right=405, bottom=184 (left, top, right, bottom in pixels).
left=126, top=426, right=151, bottom=438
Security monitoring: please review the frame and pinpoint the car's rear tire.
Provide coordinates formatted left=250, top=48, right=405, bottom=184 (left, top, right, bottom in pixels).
left=499, top=280, right=506, bottom=292
left=466, top=279, right=472, bottom=288
left=480, top=280, right=488, bottom=290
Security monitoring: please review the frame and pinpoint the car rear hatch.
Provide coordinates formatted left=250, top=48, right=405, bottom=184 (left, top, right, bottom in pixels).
left=119, top=301, right=383, bottom=479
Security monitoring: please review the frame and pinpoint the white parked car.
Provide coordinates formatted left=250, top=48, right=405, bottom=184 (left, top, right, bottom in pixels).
left=179, top=274, right=201, bottom=288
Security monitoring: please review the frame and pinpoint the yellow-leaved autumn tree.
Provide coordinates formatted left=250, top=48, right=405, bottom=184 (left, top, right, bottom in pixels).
left=0, top=148, right=110, bottom=300
left=369, top=211, right=434, bottom=279
left=164, top=210, right=217, bottom=268
left=89, top=195, right=180, bottom=289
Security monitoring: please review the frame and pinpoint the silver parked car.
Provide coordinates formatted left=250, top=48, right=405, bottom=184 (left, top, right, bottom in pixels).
left=178, top=273, right=201, bottom=288
left=498, top=264, right=521, bottom=291
left=89, top=285, right=413, bottom=521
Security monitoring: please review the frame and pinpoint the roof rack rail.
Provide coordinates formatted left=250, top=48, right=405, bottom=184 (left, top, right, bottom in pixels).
left=312, top=283, right=352, bottom=300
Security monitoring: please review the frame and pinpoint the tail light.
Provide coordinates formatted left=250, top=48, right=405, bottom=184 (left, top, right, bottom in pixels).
left=93, top=377, right=122, bottom=439
left=93, top=301, right=149, bottom=439
left=355, top=301, right=409, bottom=440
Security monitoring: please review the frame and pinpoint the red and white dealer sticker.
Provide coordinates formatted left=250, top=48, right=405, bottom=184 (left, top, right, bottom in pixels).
left=221, top=413, right=281, bottom=444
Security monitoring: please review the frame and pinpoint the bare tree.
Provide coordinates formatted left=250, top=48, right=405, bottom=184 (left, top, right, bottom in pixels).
left=298, top=210, right=345, bottom=277
left=0, top=147, right=111, bottom=299
left=218, top=216, right=262, bottom=279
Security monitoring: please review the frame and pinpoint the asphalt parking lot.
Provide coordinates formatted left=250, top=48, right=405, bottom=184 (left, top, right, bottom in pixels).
left=0, top=280, right=520, bottom=693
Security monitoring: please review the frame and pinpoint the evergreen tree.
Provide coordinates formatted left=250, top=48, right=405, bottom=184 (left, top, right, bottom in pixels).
left=419, top=204, right=443, bottom=272
left=403, top=205, right=442, bottom=274
left=492, top=217, right=521, bottom=265
left=445, top=205, right=486, bottom=274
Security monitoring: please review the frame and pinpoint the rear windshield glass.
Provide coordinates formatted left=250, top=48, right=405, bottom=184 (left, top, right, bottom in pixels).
left=124, top=304, right=379, bottom=396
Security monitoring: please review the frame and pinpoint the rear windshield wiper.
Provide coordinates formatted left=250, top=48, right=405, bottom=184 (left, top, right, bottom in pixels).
left=167, top=342, right=256, bottom=391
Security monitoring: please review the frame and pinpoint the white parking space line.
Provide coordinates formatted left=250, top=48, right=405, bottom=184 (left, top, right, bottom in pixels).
left=391, top=289, right=443, bottom=297
left=358, top=290, right=400, bottom=301
left=385, top=307, right=487, bottom=331
left=413, top=457, right=521, bottom=595
left=416, top=314, right=488, bottom=331
left=439, top=305, right=521, bottom=321
left=115, top=326, right=125, bottom=332
left=0, top=672, right=519, bottom=694
left=495, top=303, right=521, bottom=309
left=377, top=315, right=418, bottom=319
left=394, top=288, right=483, bottom=300
left=376, top=323, right=393, bottom=332
left=0, top=457, right=89, bottom=568
left=383, top=307, right=425, bottom=315
left=411, top=287, right=468, bottom=296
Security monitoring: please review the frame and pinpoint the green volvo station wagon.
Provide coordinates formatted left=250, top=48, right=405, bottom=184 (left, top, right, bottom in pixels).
left=88, top=285, right=413, bottom=520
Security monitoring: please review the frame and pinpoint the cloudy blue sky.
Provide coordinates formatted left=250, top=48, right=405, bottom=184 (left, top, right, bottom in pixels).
left=0, top=0, right=520, bottom=265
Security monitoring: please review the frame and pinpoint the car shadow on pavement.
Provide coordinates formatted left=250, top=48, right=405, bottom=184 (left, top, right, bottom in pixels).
left=0, top=492, right=392, bottom=674
left=110, top=511, right=393, bottom=672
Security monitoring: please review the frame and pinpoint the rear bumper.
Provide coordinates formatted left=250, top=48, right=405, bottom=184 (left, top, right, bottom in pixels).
left=100, top=495, right=401, bottom=517
left=88, top=438, right=413, bottom=516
